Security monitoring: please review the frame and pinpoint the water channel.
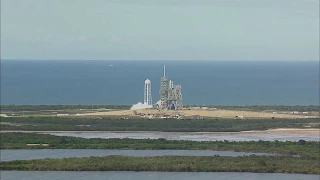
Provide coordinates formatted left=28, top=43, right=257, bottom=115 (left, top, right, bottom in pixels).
left=43, top=131, right=319, bottom=141
left=1, top=171, right=319, bottom=180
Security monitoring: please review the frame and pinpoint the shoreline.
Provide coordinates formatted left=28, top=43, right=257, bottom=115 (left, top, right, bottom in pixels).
left=1, top=128, right=319, bottom=134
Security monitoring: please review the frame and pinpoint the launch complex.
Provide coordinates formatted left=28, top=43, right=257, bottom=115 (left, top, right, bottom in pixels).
left=156, top=65, right=183, bottom=110
left=137, top=65, right=183, bottom=110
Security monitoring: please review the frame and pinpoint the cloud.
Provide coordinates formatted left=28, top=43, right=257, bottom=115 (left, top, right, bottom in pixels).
left=130, top=102, right=153, bottom=110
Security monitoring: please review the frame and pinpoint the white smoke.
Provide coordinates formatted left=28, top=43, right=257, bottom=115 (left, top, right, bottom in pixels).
left=130, top=102, right=153, bottom=110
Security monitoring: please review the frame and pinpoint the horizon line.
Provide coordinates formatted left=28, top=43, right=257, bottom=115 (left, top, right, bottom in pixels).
left=1, top=59, right=319, bottom=62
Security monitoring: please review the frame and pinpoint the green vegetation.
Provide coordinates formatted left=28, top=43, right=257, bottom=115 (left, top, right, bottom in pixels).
left=1, top=117, right=319, bottom=132
left=1, top=133, right=319, bottom=158
left=1, top=155, right=319, bottom=174
left=1, top=133, right=319, bottom=174
left=1, top=105, right=317, bottom=174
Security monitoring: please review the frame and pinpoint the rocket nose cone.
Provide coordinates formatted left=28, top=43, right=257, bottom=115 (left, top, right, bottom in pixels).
left=145, top=79, right=151, bottom=84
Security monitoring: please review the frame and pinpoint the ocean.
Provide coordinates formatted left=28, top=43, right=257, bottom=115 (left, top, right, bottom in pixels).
left=1, top=60, right=318, bottom=105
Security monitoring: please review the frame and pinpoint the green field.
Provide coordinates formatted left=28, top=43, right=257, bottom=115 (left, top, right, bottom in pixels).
left=1, top=116, right=319, bottom=132
left=1, top=155, right=319, bottom=174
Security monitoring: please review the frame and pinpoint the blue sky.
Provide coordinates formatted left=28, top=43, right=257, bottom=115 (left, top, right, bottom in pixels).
left=1, top=0, right=319, bottom=61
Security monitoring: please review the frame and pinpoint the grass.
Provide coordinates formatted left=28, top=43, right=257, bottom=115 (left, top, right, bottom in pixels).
left=0, top=155, right=319, bottom=174
left=1, top=117, right=319, bottom=132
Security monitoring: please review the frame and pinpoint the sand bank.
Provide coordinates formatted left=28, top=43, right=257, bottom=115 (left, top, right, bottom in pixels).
left=1, top=128, right=319, bottom=134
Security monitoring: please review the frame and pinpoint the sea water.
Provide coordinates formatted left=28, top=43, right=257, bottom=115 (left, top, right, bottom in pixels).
left=1, top=60, right=318, bottom=105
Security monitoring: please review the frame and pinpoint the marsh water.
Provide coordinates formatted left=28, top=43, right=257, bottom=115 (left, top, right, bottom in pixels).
left=1, top=171, right=319, bottom=180
left=1, top=131, right=318, bottom=179
left=44, top=131, right=319, bottom=141
left=0, top=149, right=273, bottom=162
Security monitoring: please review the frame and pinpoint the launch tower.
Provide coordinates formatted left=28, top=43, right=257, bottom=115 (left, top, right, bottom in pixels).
left=158, top=65, right=183, bottom=110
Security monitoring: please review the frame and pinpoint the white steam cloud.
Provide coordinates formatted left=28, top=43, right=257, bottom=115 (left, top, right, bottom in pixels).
left=130, top=102, right=153, bottom=110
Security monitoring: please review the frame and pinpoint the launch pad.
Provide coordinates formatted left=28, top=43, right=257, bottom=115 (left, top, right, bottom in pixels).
left=157, top=65, right=183, bottom=110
